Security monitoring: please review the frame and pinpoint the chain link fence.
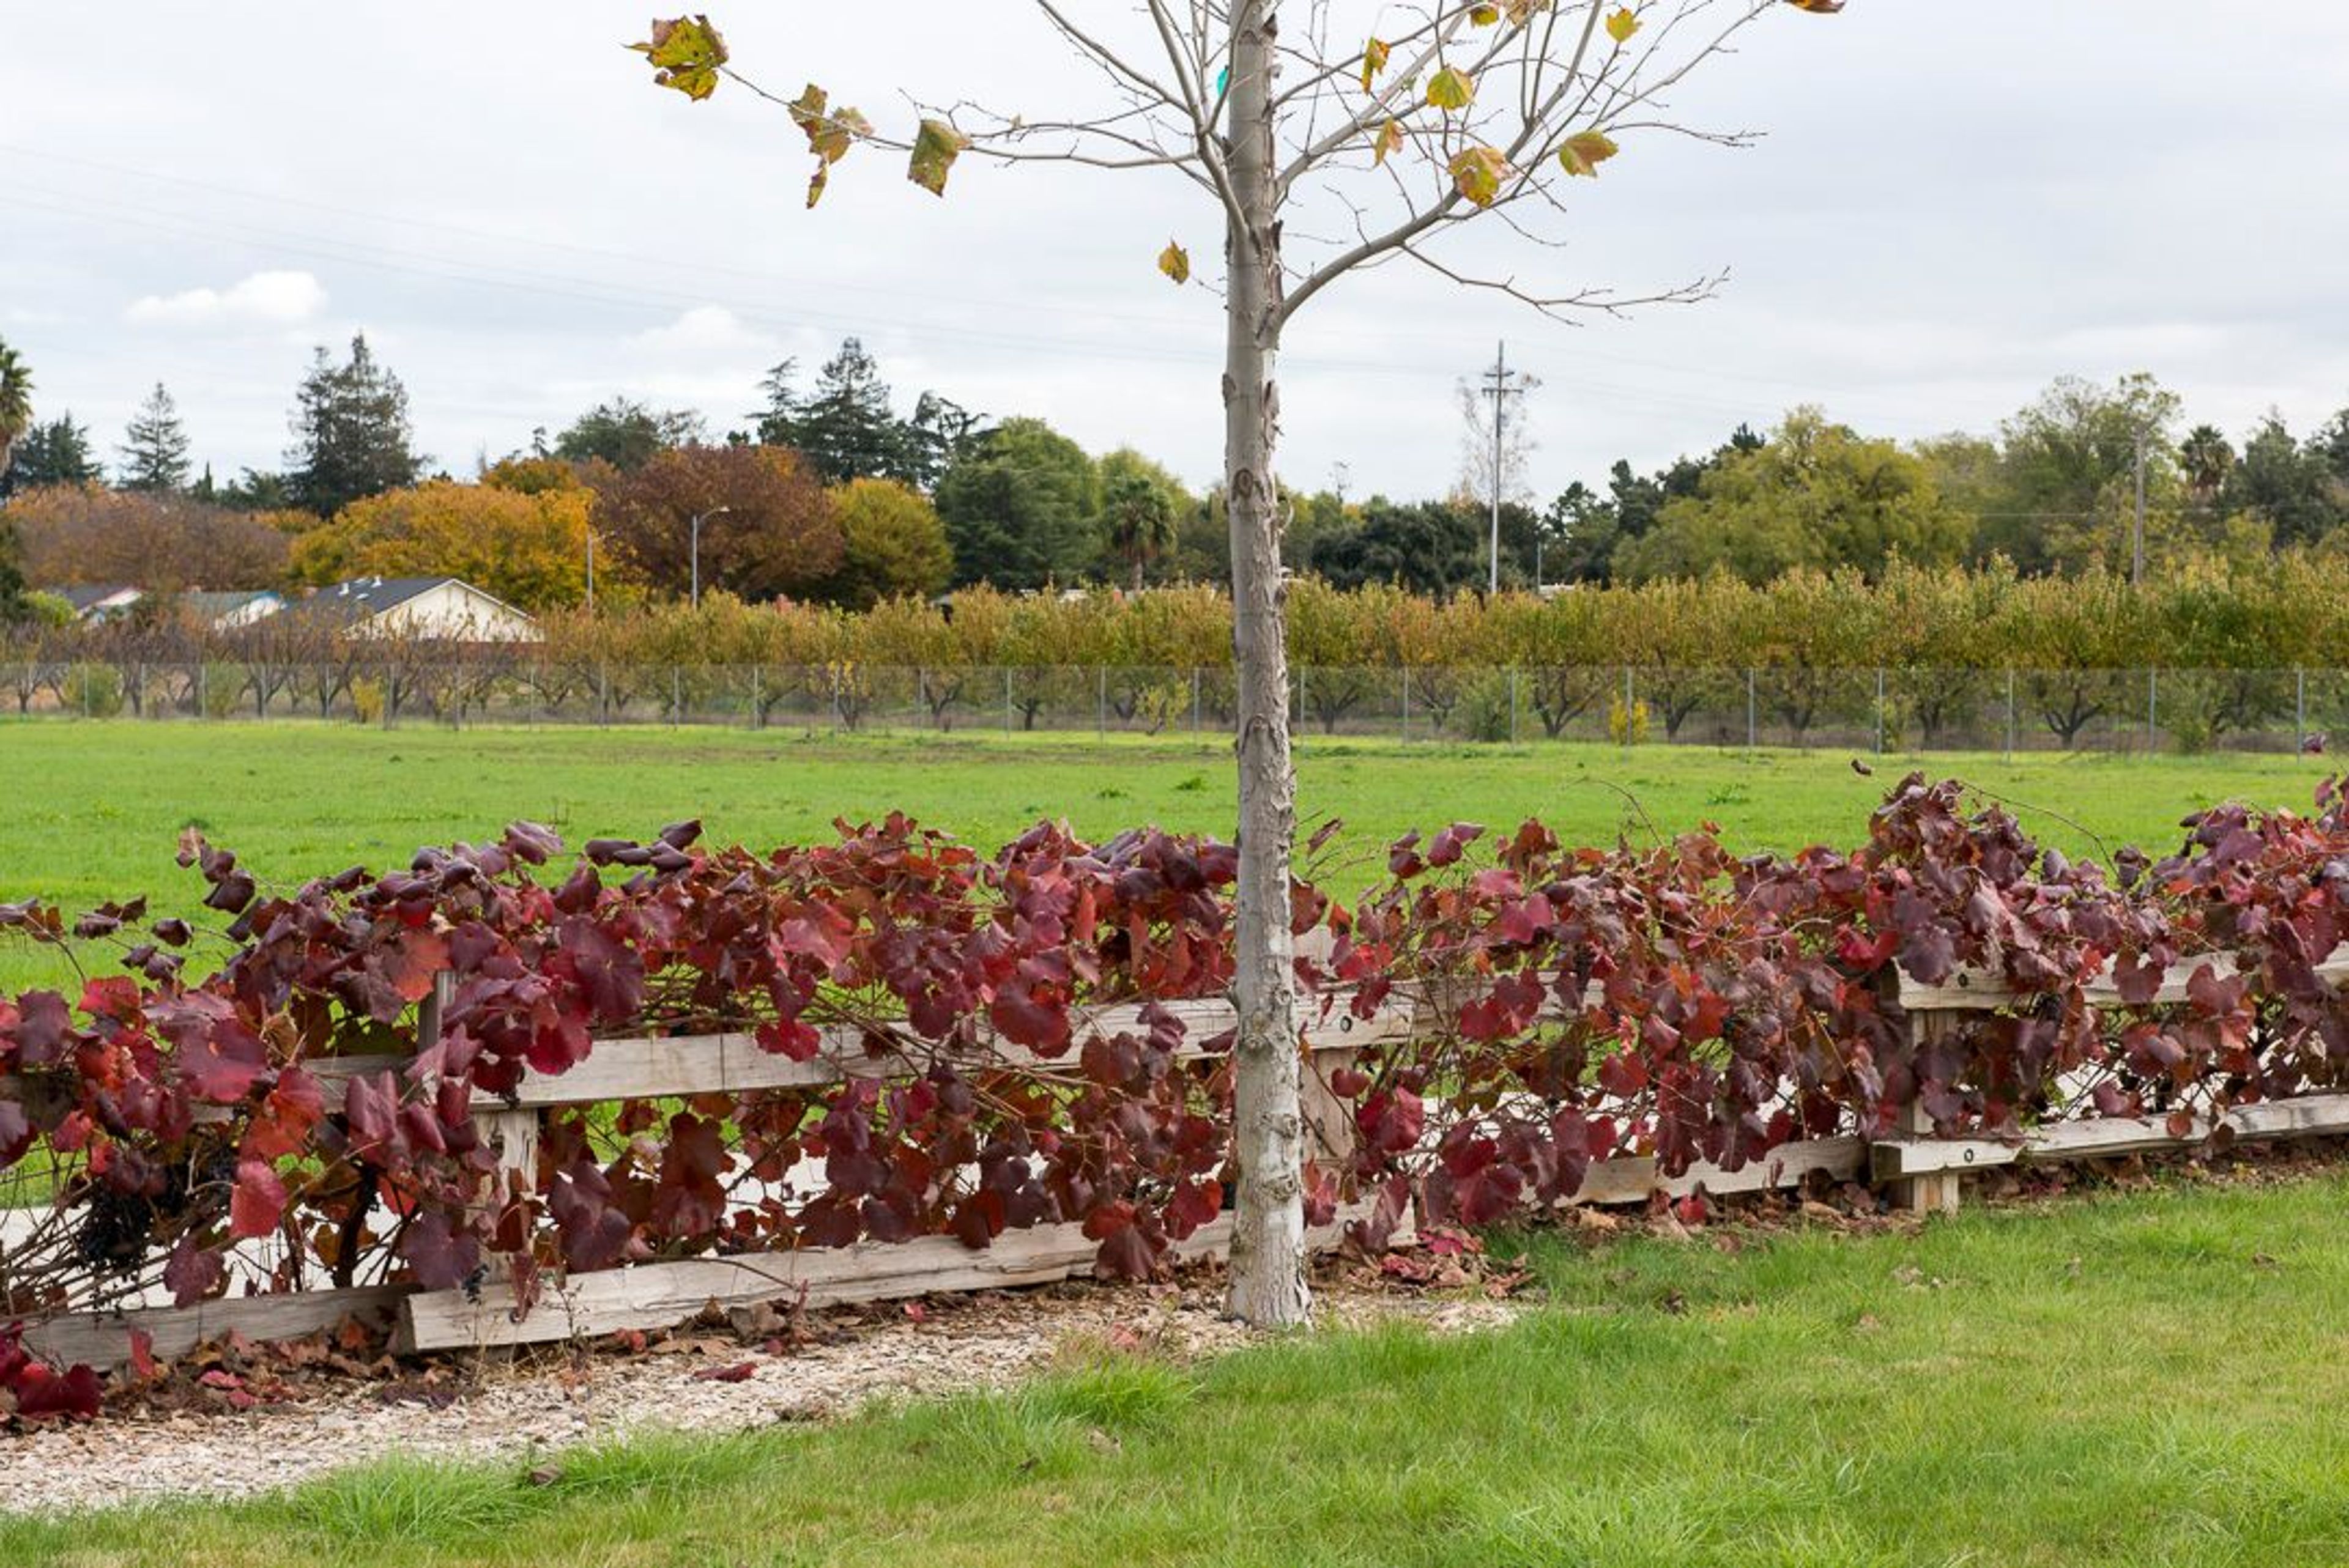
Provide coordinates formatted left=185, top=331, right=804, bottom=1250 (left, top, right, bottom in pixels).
left=4, top=661, right=2343, bottom=754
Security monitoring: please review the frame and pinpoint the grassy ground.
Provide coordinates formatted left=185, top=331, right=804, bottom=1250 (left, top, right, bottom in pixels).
left=3, top=1171, right=2343, bottom=1566
left=2, top=721, right=2334, bottom=950
left=7, top=725, right=2345, bottom=1560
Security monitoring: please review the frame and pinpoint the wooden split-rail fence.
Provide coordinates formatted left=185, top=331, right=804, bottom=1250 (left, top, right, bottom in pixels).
left=23, top=947, right=2349, bottom=1370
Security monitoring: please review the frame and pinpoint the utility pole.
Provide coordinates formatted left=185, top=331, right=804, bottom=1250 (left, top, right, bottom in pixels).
left=2131, top=426, right=2148, bottom=586
left=1479, top=342, right=1531, bottom=594
left=690, top=505, right=733, bottom=609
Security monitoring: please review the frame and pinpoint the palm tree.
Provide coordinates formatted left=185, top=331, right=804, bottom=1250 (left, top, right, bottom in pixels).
left=1100, top=472, right=1178, bottom=592
left=0, top=338, right=31, bottom=479
left=2179, top=423, right=2233, bottom=505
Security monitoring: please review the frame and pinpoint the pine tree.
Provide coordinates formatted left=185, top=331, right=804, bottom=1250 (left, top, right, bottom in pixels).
left=215, top=468, right=294, bottom=511
left=905, top=391, right=987, bottom=492
left=284, top=333, right=425, bottom=516
left=117, top=383, right=193, bottom=494
left=5, top=413, right=105, bottom=492
left=552, top=398, right=703, bottom=471
left=758, top=338, right=937, bottom=487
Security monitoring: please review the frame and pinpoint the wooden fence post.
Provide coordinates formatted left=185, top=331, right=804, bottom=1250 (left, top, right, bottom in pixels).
left=420, top=970, right=540, bottom=1281
left=1893, top=1010, right=1963, bottom=1217
left=1290, top=928, right=1357, bottom=1170
left=1300, top=1043, right=1359, bottom=1171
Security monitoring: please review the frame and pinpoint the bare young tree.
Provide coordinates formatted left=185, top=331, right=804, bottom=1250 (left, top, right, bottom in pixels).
left=1457, top=363, right=1542, bottom=516
left=628, top=0, right=1846, bottom=1326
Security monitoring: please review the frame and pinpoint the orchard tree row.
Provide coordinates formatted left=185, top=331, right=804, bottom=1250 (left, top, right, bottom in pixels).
left=18, top=558, right=2349, bottom=685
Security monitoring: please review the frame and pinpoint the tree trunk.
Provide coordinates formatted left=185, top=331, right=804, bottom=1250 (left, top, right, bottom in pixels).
left=1221, top=2, right=1308, bottom=1329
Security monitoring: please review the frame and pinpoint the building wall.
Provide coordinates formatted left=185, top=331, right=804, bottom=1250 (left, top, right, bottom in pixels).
left=362, top=582, right=540, bottom=643
left=213, top=596, right=285, bottom=631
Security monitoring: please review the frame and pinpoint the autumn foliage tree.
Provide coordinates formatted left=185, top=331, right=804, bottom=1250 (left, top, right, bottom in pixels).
left=291, top=478, right=599, bottom=611
left=6, top=484, right=290, bottom=593
left=591, top=443, right=842, bottom=603
left=627, top=0, right=1852, bottom=1326
left=818, top=476, right=953, bottom=610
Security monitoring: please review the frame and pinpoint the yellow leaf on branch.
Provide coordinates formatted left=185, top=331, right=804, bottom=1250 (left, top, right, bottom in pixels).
left=1558, top=129, right=1619, bottom=177
left=789, top=84, right=872, bottom=207
left=790, top=84, right=870, bottom=163
left=627, top=15, right=730, bottom=101
left=908, top=119, right=970, bottom=198
left=1449, top=145, right=1510, bottom=206
left=1427, top=65, right=1477, bottom=111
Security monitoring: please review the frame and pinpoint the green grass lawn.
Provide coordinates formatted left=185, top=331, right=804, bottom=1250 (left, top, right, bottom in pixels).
left=2, top=721, right=2335, bottom=982
left=4, top=1172, right=2343, bottom=1566
left=6, top=725, right=2346, bottom=1561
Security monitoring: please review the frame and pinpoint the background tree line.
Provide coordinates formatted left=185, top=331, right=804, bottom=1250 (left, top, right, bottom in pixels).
left=6, top=328, right=2348, bottom=618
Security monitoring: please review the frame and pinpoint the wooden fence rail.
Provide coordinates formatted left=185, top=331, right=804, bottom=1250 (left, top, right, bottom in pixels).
left=22, top=946, right=2349, bottom=1367
left=1880, top=943, right=2349, bottom=1213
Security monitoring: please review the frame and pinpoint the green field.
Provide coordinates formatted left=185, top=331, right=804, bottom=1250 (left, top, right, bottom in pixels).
left=2, top=722, right=2335, bottom=982
left=4, top=1172, right=2343, bottom=1565
left=6, top=725, right=2348, bottom=1562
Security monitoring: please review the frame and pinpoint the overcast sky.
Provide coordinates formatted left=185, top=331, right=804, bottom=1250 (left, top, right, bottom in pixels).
left=5, top=3, right=2347, bottom=505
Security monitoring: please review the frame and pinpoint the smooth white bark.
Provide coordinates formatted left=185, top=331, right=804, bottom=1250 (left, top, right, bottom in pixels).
left=1219, top=1, right=1310, bottom=1329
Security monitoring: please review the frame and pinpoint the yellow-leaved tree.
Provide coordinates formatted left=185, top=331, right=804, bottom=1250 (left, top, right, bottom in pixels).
left=292, top=478, right=598, bottom=611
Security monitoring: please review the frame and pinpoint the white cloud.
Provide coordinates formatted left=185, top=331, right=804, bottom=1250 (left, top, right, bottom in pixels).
left=125, top=269, right=328, bottom=328
left=16, top=2, right=2349, bottom=491
left=625, top=305, right=778, bottom=361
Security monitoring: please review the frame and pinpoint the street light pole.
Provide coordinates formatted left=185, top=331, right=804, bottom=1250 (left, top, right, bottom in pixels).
left=2131, top=426, right=2148, bottom=587
left=690, top=505, right=732, bottom=609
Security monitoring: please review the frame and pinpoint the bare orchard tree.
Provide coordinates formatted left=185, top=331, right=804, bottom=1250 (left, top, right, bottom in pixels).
left=628, top=0, right=1845, bottom=1326
left=222, top=608, right=327, bottom=719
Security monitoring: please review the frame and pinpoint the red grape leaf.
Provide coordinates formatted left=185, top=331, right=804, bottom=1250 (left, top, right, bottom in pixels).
left=229, top=1159, right=288, bottom=1240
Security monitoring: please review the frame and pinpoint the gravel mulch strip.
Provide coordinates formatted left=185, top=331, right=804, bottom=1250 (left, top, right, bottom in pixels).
left=0, top=1267, right=1522, bottom=1515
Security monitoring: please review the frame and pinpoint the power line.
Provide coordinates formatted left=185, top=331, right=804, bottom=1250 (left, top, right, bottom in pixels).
left=0, top=142, right=1955, bottom=421
left=10, top=189, right=1853, bottom=431
left=0, top=142, right=1200, bottom=333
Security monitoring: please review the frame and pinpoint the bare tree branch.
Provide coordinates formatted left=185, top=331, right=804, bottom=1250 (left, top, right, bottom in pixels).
left=1400, top=235, right=1727, bottom=322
